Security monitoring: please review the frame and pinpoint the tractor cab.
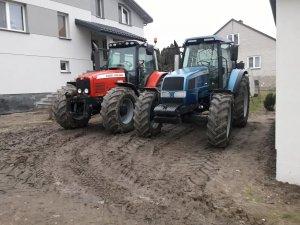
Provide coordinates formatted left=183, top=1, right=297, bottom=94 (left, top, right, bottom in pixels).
left=107, top=40, right=159, bottom=88
left=181, top=36, right=237, bottom=90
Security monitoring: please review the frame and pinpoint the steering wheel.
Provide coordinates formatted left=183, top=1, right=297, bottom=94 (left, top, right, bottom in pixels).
left=197, top=60, right=210, bottom=67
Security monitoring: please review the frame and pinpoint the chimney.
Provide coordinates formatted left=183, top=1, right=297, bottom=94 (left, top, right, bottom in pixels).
left=238, top=20, right=243, bottom=24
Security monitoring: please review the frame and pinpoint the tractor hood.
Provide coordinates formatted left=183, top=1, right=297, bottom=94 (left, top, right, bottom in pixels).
left=161, top=66, right=209, bottom=91
left=166, top=66, right=209, bottom=79
left=78, top=69, right=126, bottom=80
left=76, top=69, right=126, bottom=97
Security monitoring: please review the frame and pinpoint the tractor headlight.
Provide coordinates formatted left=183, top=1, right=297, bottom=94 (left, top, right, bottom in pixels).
left=77, top=89, right=82, bottom=94
left=174, top=91, right=186, bottom=98
left=161, top=91, right=171, bottom=98
left=84, top=88, right=89, bottom=94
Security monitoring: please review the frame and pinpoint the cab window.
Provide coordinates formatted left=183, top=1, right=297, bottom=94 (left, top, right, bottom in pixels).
left=221, top=44, right=232, bottom=88
left=138, top=47, right=155, bottom=86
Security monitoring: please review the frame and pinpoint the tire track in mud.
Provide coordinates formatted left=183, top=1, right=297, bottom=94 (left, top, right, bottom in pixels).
left=0, top=128, right=56, bottom=190
left=66, top=122, right=238, bottom=224
left=67, top=125, right=196, bottom=203
left=0, top=125, right=93, bottom=191
left=0, top=112, right=269, bottom=225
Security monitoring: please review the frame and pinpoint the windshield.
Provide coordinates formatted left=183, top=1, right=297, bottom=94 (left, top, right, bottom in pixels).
left=183, top=43, right=218, bottom=68
left=108, top=46, right=136, bottom=71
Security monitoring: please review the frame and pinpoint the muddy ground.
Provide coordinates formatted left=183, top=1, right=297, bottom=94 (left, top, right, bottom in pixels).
left=0, top=109, right=299, bottom=225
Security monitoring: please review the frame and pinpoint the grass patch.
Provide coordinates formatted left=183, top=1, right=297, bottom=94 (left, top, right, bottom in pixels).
left=281, top=212, right=300, bottom=224
left=250, top=90, right=275, bottom=113
left=244, top=185, right=264, bottom=203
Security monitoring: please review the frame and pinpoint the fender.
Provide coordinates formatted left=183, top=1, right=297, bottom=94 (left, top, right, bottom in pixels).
left=145, top=71, right=168, bottom=88
left=67, top=81, right=76, bottom=87
left=227, top=69, right=248, bottom=93
left=141, top=87, right=159, bottom=92
left=116, top=82, right=139, bottom=97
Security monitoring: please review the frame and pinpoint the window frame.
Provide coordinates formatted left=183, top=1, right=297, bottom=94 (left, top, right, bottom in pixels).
left=119, top=4, right=130, bottom=25
left=226, top=33, right=240, bottom=45
left=58, top=12, right=70, bottom=39
left=0, top=0, right=26, bottom=32
left=96, top=0, right=104, bottom=18
left=60, top=60, right=70, bottom=73
left=247, top=56, right=261, bottom=69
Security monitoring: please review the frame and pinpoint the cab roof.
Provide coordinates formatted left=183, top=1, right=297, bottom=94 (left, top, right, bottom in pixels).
left=184, top=35, right=232, bottom=45
left=109, top=40, right=158, bottom=50
left=109, top=40, right=146, bottom=48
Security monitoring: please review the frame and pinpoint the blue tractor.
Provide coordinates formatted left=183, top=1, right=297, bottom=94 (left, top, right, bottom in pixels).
left=133, top=35, right=249, bottom=147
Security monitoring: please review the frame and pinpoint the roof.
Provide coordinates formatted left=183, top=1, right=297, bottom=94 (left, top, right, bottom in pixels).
left=75, top=19, right=146, bottom=42
left=184, top=35, right=231, bottom=44
left=214, top=18, right=276, bottom=41
left=269, top=0, right=276, bottom=24
left=123, top=0, right=153, bottom=24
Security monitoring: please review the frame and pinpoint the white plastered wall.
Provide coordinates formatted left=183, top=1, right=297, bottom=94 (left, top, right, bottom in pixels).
left=276, top=0, right=300, bottom=185
left=0, top=0, right=145, bottom=94
left=0, top=0, right=92, bottom=94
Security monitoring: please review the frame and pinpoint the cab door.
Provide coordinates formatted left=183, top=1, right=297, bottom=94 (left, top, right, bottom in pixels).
left=220, top=44, right=233, bottom=88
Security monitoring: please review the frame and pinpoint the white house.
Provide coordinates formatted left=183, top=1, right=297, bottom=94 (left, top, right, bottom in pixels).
left=215, top=19, right=276, bottom=90
left=270, top=0, right=300, bottom=185
left=0, top=0, right=152, bottom=114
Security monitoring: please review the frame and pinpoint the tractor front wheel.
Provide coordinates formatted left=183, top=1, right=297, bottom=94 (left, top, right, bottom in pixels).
left=134, top=91, right=162, bottom=137
left=52, top=85, right=90, bottom=129
left=233, top=75, right=250, bottom=127
left=101, top=87, right=137, bottom=133
left=207, top=93, right=233, bottom=147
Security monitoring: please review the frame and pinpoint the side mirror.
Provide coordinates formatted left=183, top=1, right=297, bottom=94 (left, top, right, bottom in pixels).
left=236, top=61, right=245, bottom=69
left=230, top=45, right=239, bottom=62
left=146, top=44, right=154, bottom=55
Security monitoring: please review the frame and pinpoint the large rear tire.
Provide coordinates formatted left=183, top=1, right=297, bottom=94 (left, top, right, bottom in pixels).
left=207, top=93, right=233, bottom=148
left=134, top=91, right=162, bottom=137
left=233, top=76, right=250, bottom=127
left=52, top=85, right=89, bottom=129
left=101, top=87, right=136, bottom=133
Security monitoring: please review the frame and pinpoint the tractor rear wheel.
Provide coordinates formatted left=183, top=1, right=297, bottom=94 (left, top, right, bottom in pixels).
left=101, top=87, right=136, bottom=133
left=134, top=91, right=162, bottom=137
left=207, top=93, right=233, bottom=147
left=233, top=76, right=250, bottom=127
left=52, top=85, right=90, bottom=129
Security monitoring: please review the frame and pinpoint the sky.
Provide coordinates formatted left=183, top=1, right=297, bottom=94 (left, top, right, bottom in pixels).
left=135, top=0, right=276, bottom=49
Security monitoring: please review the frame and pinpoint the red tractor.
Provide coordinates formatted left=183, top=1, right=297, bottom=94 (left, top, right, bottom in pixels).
left=52, top=40, right=167, bottom=133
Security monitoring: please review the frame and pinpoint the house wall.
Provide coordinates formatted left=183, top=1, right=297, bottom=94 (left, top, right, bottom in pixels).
left=276, top=0, right=300, bottom=185
left=0, top=1, right=92, bottom=95
left=0, top=0, right=147, bottom=114
left=216, top=21, right=276, bottom=89
left=90, top=0, right=144, bottom=38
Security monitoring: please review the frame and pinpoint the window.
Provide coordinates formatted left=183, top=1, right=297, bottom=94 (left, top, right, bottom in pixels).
left=227, top=33, right=239, bottom=45
left=139, top=47, right=156, bottom=86
left=221, top=44, right=232, bottom=88
left=60, top=60, right=70, bottom=73
left=58, top=12, right=69, bottom=38
left=248, top=56, right=261, bottom=69
left=108, top=46, right=136, bottom=83
left=0, top=1, right=26, bottom=32
left=119, top=5, right=130, bottom=25
left=96, top=0, right=104, bottom=18
left=183, top=43, right=218, bottom=68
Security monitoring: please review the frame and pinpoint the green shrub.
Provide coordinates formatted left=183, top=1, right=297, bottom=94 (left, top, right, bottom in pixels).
left=264, top=93, right=276, bottom=111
